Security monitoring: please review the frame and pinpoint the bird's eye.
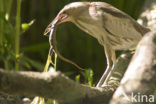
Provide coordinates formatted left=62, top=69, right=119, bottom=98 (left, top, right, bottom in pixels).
left=59, top=14, right=68, bottom=20
left=60, top=16, right=66, bottom=20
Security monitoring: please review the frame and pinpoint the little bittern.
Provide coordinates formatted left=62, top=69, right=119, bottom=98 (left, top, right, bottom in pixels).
left=44, top=2, right=150, bottom=87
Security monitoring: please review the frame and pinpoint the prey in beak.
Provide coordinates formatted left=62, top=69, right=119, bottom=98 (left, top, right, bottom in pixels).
left=43, top=12, right=85, bottom=71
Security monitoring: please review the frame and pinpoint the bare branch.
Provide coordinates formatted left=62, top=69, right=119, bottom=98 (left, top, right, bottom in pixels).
left=137, top=0, right=156, bottom=30
left=0, top=70, right=115, bottom=104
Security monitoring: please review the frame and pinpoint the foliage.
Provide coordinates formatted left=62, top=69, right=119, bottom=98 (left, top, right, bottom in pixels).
left=0, top=0, right=41, bottom=71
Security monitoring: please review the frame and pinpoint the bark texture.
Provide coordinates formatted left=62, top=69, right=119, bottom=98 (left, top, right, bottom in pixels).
left=137, top=0, right=156, bottom=30
left=0, top=70, right=114, bottom=104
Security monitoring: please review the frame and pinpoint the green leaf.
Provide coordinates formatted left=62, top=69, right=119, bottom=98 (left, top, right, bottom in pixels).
left=75, top=74, right=80, bottom=83
left=81, top=68, right=94, bottom=86
left=21, top=19, right=35, bottom=33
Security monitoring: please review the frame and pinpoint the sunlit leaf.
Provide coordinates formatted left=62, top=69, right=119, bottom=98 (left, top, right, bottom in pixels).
left=75, top=74, right=80, bottom=83
left=21, top=19, right=35, bottom=33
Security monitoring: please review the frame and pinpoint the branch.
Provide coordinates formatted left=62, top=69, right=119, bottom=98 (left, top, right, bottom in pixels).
left=137, top=0, right=156, bottom=30
left=0, top=70, right=114, bottom=104
left=0, top=51, right=132, bottom=104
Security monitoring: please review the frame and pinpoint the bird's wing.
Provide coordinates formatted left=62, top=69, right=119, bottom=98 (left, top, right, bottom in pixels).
left=92, top=2, right=130, bottom=19
left=94, top=2, right=143, bottom=40
left=90, top=2, right=149, bottom=50
left=94, top=2, right=150, bottom=37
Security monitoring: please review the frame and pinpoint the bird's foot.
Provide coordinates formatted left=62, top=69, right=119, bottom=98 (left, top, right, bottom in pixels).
left=101, top=84, right=111, bottom=87
left=101, top=84, right=115, bottom=91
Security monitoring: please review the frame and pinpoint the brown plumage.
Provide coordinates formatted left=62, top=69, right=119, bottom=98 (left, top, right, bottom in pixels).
left=44, top=2, right=150, bottom=87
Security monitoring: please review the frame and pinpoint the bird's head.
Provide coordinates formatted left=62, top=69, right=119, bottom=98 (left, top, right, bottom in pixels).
left=44, top=2, right=89, bottom=35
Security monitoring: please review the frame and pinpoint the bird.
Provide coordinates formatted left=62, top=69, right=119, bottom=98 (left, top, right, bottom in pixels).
left=44, top=2, right=150, bottom=87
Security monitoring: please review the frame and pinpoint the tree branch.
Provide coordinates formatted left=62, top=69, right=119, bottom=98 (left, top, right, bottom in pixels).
left=137, top=0, right=156, bottom=30
left=0, top=50, right=132, bottom=104
left=0, top=70, right=114, bottom=104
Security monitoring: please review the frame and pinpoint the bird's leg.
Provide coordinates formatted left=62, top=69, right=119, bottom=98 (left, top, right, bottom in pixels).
left=103, top=50, right=116, bottom=86
left=96, top=46, right=113, bottom=87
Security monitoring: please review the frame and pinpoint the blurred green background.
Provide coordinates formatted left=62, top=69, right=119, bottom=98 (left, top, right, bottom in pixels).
left=0, top=0, right=146, bottom=84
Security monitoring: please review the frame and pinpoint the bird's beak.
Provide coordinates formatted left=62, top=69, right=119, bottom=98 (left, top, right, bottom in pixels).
left=57, top=13, right=70, bottom=25
left=44, top=13, right=69, bottom=35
